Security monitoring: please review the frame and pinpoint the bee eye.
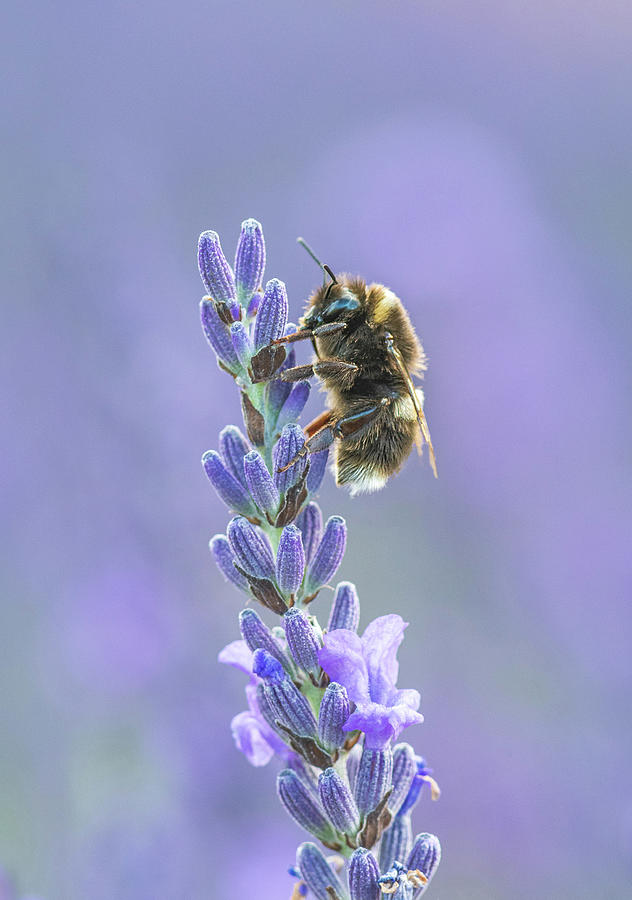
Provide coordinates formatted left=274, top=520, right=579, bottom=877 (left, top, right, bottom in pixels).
left=322, top=294, right=360, bottom=321
left=303, top=307, right=320, bottom=327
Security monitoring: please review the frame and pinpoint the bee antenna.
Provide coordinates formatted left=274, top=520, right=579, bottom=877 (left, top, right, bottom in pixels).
left=296, top=237, right=338, bottom=284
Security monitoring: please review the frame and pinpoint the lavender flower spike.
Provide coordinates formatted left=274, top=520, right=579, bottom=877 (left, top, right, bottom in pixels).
left=253, top=277, right=288, bottom=350
left=348, top=848, right=380, bottom=900
left=296, top=843, right=347, bottom=900
left=198, top=230, right=237, bottom=304
left=304, top=515, right=347, bottom=596
left=277, top=526, right=306, bottom=596
left=234, top=218, right=265, bottom=303
left=198, top=221, right=441, bottom=896
left=319, top=614, right=423, bottom=749
left=244, top=450, right=280, bottom=516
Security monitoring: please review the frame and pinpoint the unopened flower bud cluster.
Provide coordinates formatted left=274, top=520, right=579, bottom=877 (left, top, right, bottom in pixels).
left=198, top=220, right=441, bottom=898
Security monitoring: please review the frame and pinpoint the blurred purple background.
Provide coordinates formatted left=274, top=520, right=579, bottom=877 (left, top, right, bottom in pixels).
left=2, top=1, right=631, bottom=897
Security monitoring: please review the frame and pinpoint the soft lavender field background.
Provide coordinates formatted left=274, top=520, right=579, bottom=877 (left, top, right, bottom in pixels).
left=2, top=1, right=631, bottom=898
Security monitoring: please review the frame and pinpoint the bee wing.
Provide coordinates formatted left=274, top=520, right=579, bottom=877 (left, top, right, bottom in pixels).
left=387, top=343, right=438, bottom=478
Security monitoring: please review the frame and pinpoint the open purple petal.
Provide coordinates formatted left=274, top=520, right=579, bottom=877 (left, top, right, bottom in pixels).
left=318, top=628, right=370, bottom=705
left=218, top=639, right=254, bottom=675
left=345, top=701, right=423, bottom=750
left=361, top=614, right=407, bottom=705
left=231, top=710, right=276, bottom=766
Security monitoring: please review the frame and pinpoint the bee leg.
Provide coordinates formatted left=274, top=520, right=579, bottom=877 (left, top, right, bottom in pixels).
left=280, top=359, right=358, bottom=383
left=312, top=321, right=347, bottom=338
left=333, top=398, right=390, bottom=439
left=272, top=329, right=314, bottom=346
left=305, top=410, right=334, bottom=438
left=277, top=399, right=389, bottom=471
left=279, top=363, right=317, bottom=382
left=271, top=321, right=346, bottom=346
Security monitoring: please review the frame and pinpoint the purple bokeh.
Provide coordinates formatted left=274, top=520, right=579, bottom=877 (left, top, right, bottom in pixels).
left=1, top=1, right=631, bottom=898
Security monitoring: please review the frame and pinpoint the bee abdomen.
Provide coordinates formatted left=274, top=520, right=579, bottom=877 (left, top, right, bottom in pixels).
left=334, top=404, right=417, bottom=495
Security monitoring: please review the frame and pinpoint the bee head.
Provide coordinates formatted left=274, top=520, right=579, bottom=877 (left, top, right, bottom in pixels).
left=301, top=278, right=362, bottom=331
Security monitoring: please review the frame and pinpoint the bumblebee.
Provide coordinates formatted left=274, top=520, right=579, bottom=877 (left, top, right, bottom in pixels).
left=263, top=240, right=437, bottom=494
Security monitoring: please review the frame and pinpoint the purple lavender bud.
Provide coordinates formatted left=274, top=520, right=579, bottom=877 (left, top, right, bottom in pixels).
left=277, top=770, right=336, bottom=843
left=234, top=218, right=265, bottom=303
left=252, top=648, right=285, bottom=683
left=276, top=380, right=311, bottom=431
left=407, top=833, right=441, bottom=888
left=255, top=650, right=317, bottom=738
left=202, top=451, right=256, bottom=516
left=253, top=278, right=288, bottom=351
left=328, top=582, right=360, bottom=632
left=306, top=449, right=329, bottom=493
left=244, top=450, right=280, bottom=516
left=379, top=815, right=413, bottom=873
left=218, top=425, right=251, bottom=489
left=284, top=607, right=319, bottom=673
left=256, top=681, right=282, bottom=734
left=209, top=535, right=249, bottom=591
left=273, top=423, right=307, bottom=494
left=246, top=290, right=262, bottom=318
left=318, top=768, right=360, bottom=834
left=318, top=682, right=350, bottom=753
left=276, top=526, right=306, bottom=596
left=389, top=743, right=418, bottom=817
left=399, top=756, right=434, bottom=817
left=304, top=516, right=347, bottom=595
left=198, top=231, right=237, bottom=303
left=230, top=321, right=253, bottom=370
left=227, top=516, right=275, bottom=580
left=354, top=745, right=393, bottom=816
left=268, top=377, right=292, bottom=422
left=348, top=848, right=380, bottom=900
left=296, top=502, right=323, bottom=565
left=267, top=323, right=298, bottom=417
left=278, top=324, right=296, bottom=368
left=296, top=843, right=346, bottom=900
left=200, top=299, right=239, bottom=369
left=239, top=608, right=291, bottom=670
